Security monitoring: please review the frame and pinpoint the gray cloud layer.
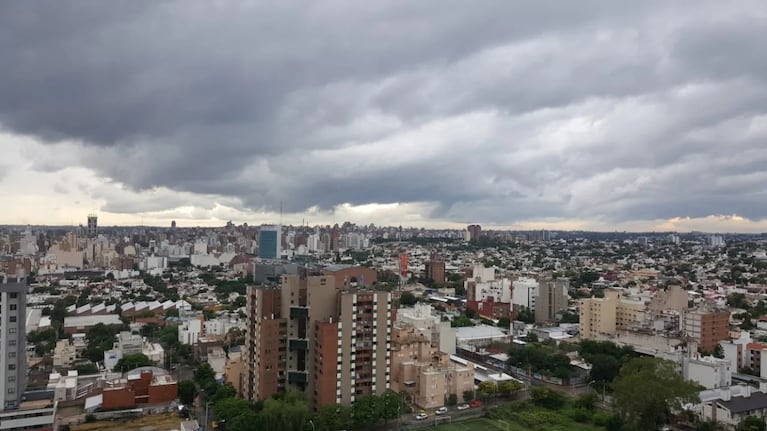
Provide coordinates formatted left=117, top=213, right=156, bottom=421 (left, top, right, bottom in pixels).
left=1, top=0, right=767, bottom=224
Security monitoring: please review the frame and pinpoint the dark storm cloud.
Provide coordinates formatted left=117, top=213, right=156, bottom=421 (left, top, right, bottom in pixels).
left=1, top=0, right=767, bottom=223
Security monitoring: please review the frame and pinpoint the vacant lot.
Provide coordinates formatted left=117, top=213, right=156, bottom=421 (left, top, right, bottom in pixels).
left=71, top=413, right=182, bottom=431
left=435, top=413, right=605, bottom=431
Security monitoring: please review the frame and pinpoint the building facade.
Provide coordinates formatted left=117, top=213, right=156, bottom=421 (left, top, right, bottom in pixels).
left=245, top=270, right=393, bottom=410
left=535, top=278, right=569, bottom=324
left=258, top=226, right=282, bottom=260
left=579, top=289, right=646, bottom=340
left=684, top=310, right=730, bottom=353
left=424, top=255, right=446, bottom=286
left=1, top=276, right=27, bottom=411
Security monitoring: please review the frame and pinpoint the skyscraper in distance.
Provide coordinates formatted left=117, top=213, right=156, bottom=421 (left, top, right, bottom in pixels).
left=258, top=225, right=282, bottom=260
left=87, top=214, right=98, bottom=237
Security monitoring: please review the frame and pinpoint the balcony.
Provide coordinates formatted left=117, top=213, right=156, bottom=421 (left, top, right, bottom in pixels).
left=289, top=338, right=309, bottom=351
left=290, top=306, right=309, bottom=319
left=288, top=371, right=308, bottom=384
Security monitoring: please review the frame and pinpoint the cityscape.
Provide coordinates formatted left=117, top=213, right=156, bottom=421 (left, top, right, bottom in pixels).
left=2, top=218, right=767, bottom=431
left=2, top=2, right=767, bottom=431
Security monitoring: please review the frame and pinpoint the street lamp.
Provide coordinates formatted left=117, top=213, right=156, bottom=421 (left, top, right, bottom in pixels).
left=309, top=419, right=315, bottom=431
left=205, top=401, right=213, bottom=431
left=587, top=380, right=606, bottom=402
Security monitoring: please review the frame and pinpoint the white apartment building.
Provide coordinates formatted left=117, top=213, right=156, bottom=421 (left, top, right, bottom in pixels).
left=512, top=277, right=539, bottom=310
left=203, top=316, right=246, bottom=337
left=179, top=316, right=204, bottom=345
left=397, top=303, right=441, bottom=343
left=684, top=355, right=732, bottom=389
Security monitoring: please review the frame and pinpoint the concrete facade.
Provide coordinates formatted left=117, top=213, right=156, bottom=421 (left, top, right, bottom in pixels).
left=0, top=276, right=27, bottom=411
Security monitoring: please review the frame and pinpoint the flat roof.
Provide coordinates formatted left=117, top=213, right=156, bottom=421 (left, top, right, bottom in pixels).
left=64, top=314, right=122, bottom=327
left=455, top=325, right=507, bottom=340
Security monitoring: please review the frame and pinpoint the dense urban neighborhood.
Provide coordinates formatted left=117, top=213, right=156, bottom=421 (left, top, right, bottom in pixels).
left=1, top=219, right=767, bottom=431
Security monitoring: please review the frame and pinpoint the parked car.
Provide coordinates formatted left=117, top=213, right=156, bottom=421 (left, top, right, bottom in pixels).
left=415, top=413, right=428, bottom=420
left=435, top=407, right=448, bottom=415
left=456, top=404, right=470, bottom=410
left=469, top=400, right=482, bottom=408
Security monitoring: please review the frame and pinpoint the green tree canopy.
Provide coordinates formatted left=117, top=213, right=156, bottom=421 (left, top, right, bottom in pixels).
left=738, top=416, right=766, bottom=431
left=613, top=357, right=701, bottom=430
left=399, top=292, right=418, bottom=306
left=178, top=380, right=196, bottom=405
left=114, top=353, right=153, bottom=372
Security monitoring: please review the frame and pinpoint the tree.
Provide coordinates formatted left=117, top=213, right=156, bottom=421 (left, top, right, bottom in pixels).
left=558, top=311, right=580, bottom=324
left=517, top=306, right=535, bottom=324
left=194, top=363, right=218, bottom=395
left=451, top=315, right=474, bottom=327
left=613, top=358, right=701, bottom=430
left=713, top=344, right=725, bottom=359
left=380, top=391, right=403, bottom=423
left=530, top=387, right=566, bottom=409
left=497, top=317, right=511, bottom=328
left=178, top=380, right=196, bottom=405
left=727, top=292, right=749, bottom=309
left=498, top=381, right=523, bottom=397
left=352, top=395, right=382, bottom=427
left=314, top=405, right=353, bottom=431
left=114, top=353, right=153, bottom=372
left=74, top=363, right=99, bottom=375
left=214, top=398, right=254, bottom=423
left=738, top=416, right=766, bottom=431
left=257, top=391, right=309, bottom=431
left=228, top=411, right=259, bottom=431
left=447, top=394, right=458, bottom=406
left=463, top=390, right=474, bottom=403
left=477, top=381, right=498, bottom=399
left=589, top=353, right=621, bottom=384
left=399, top=292, right=417, bottom=306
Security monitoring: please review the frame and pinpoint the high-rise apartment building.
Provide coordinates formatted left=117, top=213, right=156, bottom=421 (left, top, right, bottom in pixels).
left=244, top=270, right=393, bottom=409
left=258, top=225, right=282, bottom=260
left=1, top=276, right=27, bottom=410
left=684, top=310, right=730, bottom=353
left=87, top=214, right=98, bottom=237
left=579, top=289, right=646, bottom=340
left=535, top=278, right=569, bottom=323
left=424, top=254, right=446, bottom=286
left=466, top=225, right=482, bottom=241
left=243, top=286, right=286, bottom=400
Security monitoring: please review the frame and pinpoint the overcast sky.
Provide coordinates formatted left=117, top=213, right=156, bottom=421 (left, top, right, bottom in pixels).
left=1, top=1, right=766, bottom=232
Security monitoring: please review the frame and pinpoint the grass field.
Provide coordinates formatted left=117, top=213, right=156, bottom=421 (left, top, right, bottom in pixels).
left=431, top=412, right=605, bottom=431
left=71, top=413, right=181, bottom=431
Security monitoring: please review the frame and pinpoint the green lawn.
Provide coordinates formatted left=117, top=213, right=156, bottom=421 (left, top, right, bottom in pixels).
left=433, top=410, right=605, bottom=431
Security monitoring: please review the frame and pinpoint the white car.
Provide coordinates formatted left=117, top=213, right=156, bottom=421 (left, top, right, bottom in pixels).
left=415, top=413, right=428, bottom=420
left=456, top=404, right=469, bottom=410
left=435, top=407, right=448, bottom=415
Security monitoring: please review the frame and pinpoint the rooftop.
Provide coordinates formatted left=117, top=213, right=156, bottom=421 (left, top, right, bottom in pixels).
left=717, top=392, right=767, bottom=414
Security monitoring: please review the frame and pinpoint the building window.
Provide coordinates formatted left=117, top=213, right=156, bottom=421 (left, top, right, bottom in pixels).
left=8, top=328, right=16, bottom=334
left=9, top=304, right=16, bottom=311
left=9, top=292, right=17, bottom=298
left=7, top=388, right=14, bottom=394
left=8, top=340, right=15, bottom=346
left=9, top=316, right=16, bottom=323
left=8, top=376, right=15, bottom=382
left=8, top=352, right=15, bottom=358
left=8, top=364, right=15, bottom=371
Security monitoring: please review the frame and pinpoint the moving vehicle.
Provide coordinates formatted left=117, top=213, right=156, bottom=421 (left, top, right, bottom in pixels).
left=469, top=400, right=482, bottom=408
left=456, top=404, right=469, bottom=410
left=435, top=407, right=448, bottom=415
left=415, top=413, right=428, bottom=420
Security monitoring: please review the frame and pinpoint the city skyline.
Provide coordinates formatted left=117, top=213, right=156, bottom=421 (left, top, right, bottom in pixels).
left=2, top=2, right=767, bottom=232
